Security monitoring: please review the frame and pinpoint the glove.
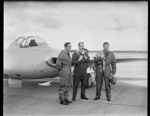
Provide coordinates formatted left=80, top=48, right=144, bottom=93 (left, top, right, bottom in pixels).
left=79, top=55, right=83, bottom=61
left=110, top=75, right=116, bottom=85
left=94, top=57, right=102, bottom=63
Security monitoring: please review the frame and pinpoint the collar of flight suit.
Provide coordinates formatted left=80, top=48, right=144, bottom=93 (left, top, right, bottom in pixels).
left=63, top=49, right=68, bottom=53
left=103, top=49, right=109, bottom=57
left=62, top=50, right=70, bottom=57
left=77, top=49, right=85, bottom=55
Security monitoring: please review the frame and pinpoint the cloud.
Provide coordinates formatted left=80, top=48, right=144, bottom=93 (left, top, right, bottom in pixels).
left=4, top=2, right=148, bottom=51
left=4, top=1, right=62, bottom=30
left=32, top=17, right=62, bottom=29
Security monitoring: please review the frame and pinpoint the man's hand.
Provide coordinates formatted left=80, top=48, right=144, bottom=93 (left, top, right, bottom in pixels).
left=79, top=55, right=83, bottom=61
left=84, top=55, right=87, bottom=60
left=110, top=74, right=115, bottom=80
left=112, top=74, right=115, bottom=77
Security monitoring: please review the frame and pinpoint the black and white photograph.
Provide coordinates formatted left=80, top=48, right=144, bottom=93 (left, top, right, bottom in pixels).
left=4, top=1, right=148, bottom=116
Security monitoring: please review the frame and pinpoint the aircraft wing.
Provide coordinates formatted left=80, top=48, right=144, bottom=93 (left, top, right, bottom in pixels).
left=116, top=58, right=147, bottom=63
left=89, top=57, right=147, bottom=64
left=45, top=57, right=147, bottom=68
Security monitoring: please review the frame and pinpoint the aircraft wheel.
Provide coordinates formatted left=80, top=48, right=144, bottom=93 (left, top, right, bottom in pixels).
left=86, top=73, right=93, bottom=88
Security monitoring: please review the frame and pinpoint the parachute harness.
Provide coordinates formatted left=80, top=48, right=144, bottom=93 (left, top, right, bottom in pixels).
left=95, top=50, right=106, bottom=72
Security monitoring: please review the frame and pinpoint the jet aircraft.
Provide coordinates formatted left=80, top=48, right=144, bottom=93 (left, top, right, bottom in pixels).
left=4, top=36, right=147, bottom=88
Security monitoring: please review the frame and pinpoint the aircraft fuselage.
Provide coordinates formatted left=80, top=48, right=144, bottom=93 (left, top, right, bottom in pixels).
left=4, top=45, right=59, bottom=79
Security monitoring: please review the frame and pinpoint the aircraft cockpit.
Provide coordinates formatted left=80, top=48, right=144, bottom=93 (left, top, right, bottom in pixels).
left=10, top=36, right=48, bottom=48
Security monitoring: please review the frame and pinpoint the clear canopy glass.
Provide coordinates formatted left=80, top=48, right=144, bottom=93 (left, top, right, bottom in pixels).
left=10, top=36, right=48, bottom=48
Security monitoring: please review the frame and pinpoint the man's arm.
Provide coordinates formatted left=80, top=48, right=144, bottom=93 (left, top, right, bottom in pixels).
left=82, top=52, right=90, bottom=63
left=94, top=52, right=103, bottom=63
left=111, top=52, right=116, bottom=75
left=56, top=53, right=63, bottom=71
left=72, top=52, right=80, bottom=65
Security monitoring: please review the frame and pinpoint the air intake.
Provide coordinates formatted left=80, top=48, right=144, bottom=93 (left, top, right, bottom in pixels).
left=4, top=74, right=9, bottom=79
left=45, top=57, right=58, bottom=67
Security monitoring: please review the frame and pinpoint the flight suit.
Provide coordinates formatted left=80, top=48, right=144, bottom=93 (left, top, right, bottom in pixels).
left=94, top=50, right=116, bottom=99
left=72, top=50, right=90, bottom=100
left=56, top=50, right=72, bottom=102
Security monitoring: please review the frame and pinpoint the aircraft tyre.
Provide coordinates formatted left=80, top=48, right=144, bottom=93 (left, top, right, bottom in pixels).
left=86, top=73, right=93, bottom=88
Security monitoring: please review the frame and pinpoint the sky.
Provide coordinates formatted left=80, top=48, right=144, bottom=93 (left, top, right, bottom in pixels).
left=4, top=2, right=148, bottom=51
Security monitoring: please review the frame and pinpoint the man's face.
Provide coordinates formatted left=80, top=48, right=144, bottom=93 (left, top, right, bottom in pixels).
left=65, top=44, right=72, bottom=52
left=79, top=43, right=84, bottom=51
left=103, top=44, right=110, bottom=52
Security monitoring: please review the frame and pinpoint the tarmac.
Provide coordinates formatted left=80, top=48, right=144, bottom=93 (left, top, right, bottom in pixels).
left=3, top=78, right=147, bottom=116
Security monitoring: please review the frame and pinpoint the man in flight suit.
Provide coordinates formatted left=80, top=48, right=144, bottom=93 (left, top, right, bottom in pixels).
left=56, top=42, right=72, bottom=105
left=94, top=42, right=116, bottom=101
left=72, top=42, right=90, bottom=101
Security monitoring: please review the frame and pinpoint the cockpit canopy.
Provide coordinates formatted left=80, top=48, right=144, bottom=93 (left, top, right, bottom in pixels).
left=10, top=36, right=48, bottom=48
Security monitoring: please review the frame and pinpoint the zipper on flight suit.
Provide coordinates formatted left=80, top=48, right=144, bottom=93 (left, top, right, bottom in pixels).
left=78, top=51, right=83, bottom=77
left=80, top=54, right=84, bottom=77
